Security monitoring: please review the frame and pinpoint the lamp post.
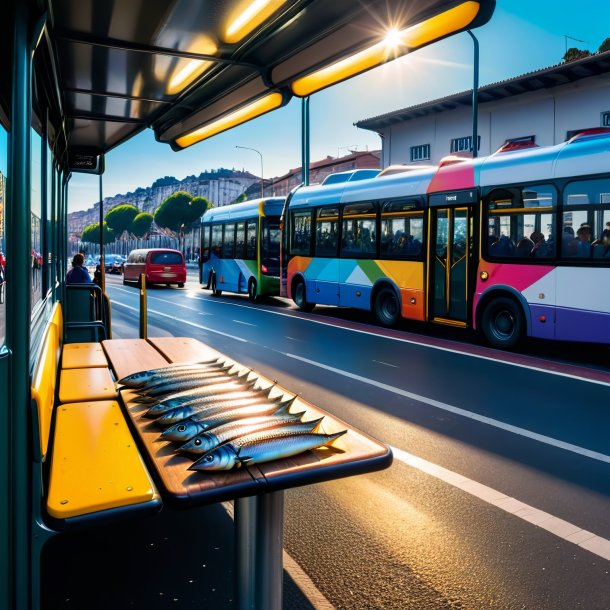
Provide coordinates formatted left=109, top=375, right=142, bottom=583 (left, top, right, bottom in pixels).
left=236, top=145, right=264, bottom=198
left=467, top=30, right=479, bottom=158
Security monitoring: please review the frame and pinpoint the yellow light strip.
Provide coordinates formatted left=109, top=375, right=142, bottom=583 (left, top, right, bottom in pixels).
left=224, top=0, right=288, bottom=44
left=167, top=60, right=213, bottom=95
left=291, top=1, right=480, bottom=97
left=175, top=92, right=284, bottom=149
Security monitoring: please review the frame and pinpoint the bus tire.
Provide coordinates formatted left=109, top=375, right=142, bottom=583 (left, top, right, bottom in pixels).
left=480, top=296, right=524, bottom=349
left=374, top=286, right=400, bottom=327
left=248, top=278, right=259, bottom=303
left=293, top=278, right=314, bottom=312
left=178, top=282, right=184, bottom=288
left=211, top=275, right=222, bottom=297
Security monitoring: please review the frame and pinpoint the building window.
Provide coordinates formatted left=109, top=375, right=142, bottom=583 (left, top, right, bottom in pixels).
left=602, top=111, right=610, bottom=127
left=450, top=135, right=480, bottom=154
left=410, top=144, right=430, bottom=162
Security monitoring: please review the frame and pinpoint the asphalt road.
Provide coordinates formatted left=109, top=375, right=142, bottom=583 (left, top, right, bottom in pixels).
left=100, top=272, right=610, bottom=609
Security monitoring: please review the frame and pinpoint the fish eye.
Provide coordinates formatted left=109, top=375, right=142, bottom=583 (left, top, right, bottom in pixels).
left=194, top=439, right=201, bottom=446
left=205, top=455, right=214, bottom=462
left=178, top=425, right=186, bottom=432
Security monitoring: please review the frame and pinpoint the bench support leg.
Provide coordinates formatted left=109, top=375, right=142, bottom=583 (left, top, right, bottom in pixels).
left=235, top=491, right=285, bottom=610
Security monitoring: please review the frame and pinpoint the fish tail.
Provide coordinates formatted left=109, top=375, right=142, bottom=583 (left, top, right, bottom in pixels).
left=324, top=430, right=348, bottom=445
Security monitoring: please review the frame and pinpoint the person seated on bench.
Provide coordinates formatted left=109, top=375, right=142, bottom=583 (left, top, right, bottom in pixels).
left=66, top=253, right=92, bottom=284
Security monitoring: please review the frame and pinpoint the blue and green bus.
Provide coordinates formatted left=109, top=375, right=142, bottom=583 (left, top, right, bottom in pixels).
left=201, top=198, right=285, bottom=301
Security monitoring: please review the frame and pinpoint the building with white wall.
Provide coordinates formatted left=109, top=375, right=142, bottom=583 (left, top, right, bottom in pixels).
left=356, top=51, right=610, bottom=167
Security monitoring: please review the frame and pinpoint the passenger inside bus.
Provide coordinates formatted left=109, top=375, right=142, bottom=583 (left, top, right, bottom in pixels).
left=66, top=253, right=92, bottom=284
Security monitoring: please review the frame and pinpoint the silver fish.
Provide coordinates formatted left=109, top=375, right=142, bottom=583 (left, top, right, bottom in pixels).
left=118, top=360, right=224, bottom=386
left=160, top=401, right=298, bottom=442
left=154, top=393, right=285, bottom=427
left=189, top=430, right=347, bottom=471
left=144, top=387, right=274, bottom=418
left=178, top=416, right=323, bottom=456
left=129, top=366, right=238, bottom=393
left=136, top=370, right=253, bottom=399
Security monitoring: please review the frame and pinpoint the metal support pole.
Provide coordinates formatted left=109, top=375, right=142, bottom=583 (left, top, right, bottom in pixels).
left=301, top=97, right=310, bottom=185
left=235, top=146, right=264, bottom=198
left=255, top=491, right=285, bottom=610
left=467, top=30, right=479, bottom=158
left=99, top=170, right=105, bottom=293
left=235, top=496, right=258, bottom=610
left=139, top=274, right=147, bottom=339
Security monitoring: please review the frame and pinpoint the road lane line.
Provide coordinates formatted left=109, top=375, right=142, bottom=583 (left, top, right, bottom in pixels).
left=171, top=293, right=610, bottom=387
left=391, top=446, right=610, bottom=562
left=111, top=300, right=247, bottom=342
left=221, top=502, right=336, bottom=609
left=372, top=360, right=398, bottom=368
left=232, top=320, right=257, bottom=327
left=284, top=353, right=610, bottom=464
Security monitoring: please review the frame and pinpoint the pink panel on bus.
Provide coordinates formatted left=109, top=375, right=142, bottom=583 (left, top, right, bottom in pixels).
left=427, top=158, right=475, bottom=193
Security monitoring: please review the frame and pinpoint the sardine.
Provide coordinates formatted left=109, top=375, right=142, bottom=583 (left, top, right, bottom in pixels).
left=129, top=366, right=239, bottom=393
left=189, top=430, right=347, bottom=471
left=160, top=400, right=298, bottom=442
left=154, top=393, right=285, bottom=427
left=144, top=387, right=274, bottom=418
left=178, top=416, right=323, bottom=456
left=121, top=363, right=235, bottom=390
left=135, top=370, right=254, bottom=399
left=118, top=360, right=225, bottom=387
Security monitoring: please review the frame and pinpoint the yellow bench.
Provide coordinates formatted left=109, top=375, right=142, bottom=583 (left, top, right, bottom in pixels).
left=31, top=308, right=160, bottom=524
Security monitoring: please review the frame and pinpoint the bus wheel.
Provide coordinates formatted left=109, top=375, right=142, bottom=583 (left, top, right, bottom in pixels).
left=374, top=287, right=400, bottom=326
left=178, top=282, right=184, bottom=288
left=293, top=278, right=314, bottom=312
left=481, top=297, right=524, bottom=349
left=248, top=279, right=259, bottom=303
left=211, top=275, right=222, bottom=297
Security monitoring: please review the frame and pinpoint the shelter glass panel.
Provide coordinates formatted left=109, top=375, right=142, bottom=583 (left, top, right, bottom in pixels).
left=0, top=125, right=6, bottom=346
left=31, top=128, right=43, bottom=309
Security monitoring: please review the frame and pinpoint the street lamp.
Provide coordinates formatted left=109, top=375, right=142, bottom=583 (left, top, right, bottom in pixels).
left=236, top=145, right=264, bottom=198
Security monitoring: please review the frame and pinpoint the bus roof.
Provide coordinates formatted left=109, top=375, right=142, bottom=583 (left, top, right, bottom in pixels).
left=202, top=198, right=285, bottom=223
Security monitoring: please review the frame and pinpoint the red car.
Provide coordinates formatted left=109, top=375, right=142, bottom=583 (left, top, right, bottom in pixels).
left=123, top=248, right=186, bottom=287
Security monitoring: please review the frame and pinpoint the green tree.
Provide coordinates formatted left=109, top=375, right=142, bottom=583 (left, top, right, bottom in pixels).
left=81, top=221, right=115, bottom=244
left=599, top=37, right=610, bottom=53
left=131, top=212, right=153, bottom=238
left=154, top=190, right=194, bottom=232
left=563, top=47, right=591, bottom=62
left=105, top=204, right=139, bottom=236
left=189, top=196, right=212, bottom=223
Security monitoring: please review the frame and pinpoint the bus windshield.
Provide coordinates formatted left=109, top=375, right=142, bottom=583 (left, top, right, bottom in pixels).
left=261, top=218, right=281, bottom=274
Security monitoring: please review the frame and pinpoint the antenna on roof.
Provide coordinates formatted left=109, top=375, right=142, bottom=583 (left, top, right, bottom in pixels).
left=564, top=34, right=588, bottom=54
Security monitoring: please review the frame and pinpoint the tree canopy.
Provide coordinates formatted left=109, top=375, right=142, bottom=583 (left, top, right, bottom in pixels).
left=81, top=221, right=115, bottom=244
left=131, top=212, right=154, bottom=238
left=563, top=47, right=592, bottom=63
left=104, top=204, right=139, bottom=236
left=154, top=190, right=199, bottom=231
left=599, top=37, right=610, bottom=54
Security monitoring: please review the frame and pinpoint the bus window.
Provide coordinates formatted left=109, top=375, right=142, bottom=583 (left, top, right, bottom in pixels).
left=223, top=223, right=235, bottom=258
left=261, top=218, right=281, bottom=274
left=245, top=219, right=257, bottom=260
left=315, top=207, right=339, bottom=257
left=486, top=185, right=556, bottom=259
left=341, top=202, right=377, bottom=258
left=211, top=224, right=222, bottom=258
left=201, top=225, right=211, bottom=262
left=380, top=199, right=424, bottom=258
left=562, top=179, right=610, bottom=259
left=235, top=222, right=245, bottom=259
left=290, top=210, right=312, bottom=256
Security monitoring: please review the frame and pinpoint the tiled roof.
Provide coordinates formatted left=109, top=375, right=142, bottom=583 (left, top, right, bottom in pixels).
left=356, top=50, right=610, bottom=131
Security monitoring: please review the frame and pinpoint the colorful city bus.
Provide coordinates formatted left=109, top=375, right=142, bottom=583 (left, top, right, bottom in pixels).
left=201, top=198, right=285, bottom=301
left=282, top=128, right=610, bottom=349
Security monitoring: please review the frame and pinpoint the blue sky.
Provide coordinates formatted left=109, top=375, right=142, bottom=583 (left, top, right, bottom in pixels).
left=67, top=0, right=610, bottom=211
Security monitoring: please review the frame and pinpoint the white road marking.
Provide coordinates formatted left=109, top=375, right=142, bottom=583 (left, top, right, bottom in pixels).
left=111, top=300, right=247, bottom=342
left=232, top=320, right=257, bottom=327
left=222, top=502, right=336, bottom=609
left=173, top=292, right=610, bottom=387
left=284, top=353, right=610, bottom=465
left=372, top=359, right=398, bottom=368
left=391, top=446, right=610, bottom=562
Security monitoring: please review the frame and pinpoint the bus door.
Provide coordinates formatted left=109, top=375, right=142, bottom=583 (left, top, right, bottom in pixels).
left=428, top=190, right=478, bottom=325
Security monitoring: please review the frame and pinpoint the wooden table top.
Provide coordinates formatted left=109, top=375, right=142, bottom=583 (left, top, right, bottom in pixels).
left=104, top=337, right=393, bottom=507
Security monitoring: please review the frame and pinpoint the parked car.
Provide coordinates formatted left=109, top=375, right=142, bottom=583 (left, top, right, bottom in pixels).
left=123, top=248, right=186, bottom=287
left=104, top=254, right=125, bottom=274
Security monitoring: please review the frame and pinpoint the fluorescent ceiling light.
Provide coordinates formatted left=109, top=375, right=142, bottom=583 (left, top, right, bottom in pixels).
left=291, top=1, right=481, bottom=97
left=175, top=92, right=284, bottom=148
left=224, top=0, right=288, bottom=44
